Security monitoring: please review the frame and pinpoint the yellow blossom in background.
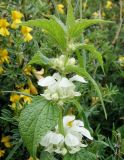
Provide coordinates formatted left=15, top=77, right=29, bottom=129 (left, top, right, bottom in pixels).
left=83, top=2, right=88, bottom=9
left=10, top=94, right=20, bottom=103
left=20, top=88, right=32, bottom=104
left=92, top=12, right=99, bottom=18
left=102, top=12, right=106, bottom=17
left=105, top=1, right=113, bottom=9
left=28, top=79, right=38, bottom=95
left=0, top=18, right=10, bottom=36
left=21, top=26, right=33, bottom=42
left=15, top=83, right=25, bottom=89
left=11, top=102, right=23, bottom=110
left=0, top=66, right=4, bottom=74
left=92, top=11, right=105, bottom=18
left=0, top=149, right=5, bottom=158
left=57, top=4, right=64, bottom=14
left=11, top=11, right=23, bottom=29
left=1, top=136, right=12, bottom=148
left=118, top=56, right=124, bottom=67
left=0, top=49, right=9, bottom=63
left=23, top=65, right=32, bottom=76
left=10, top=94, right=22, bottom=110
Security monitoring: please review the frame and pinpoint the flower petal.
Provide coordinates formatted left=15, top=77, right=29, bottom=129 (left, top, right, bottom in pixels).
left=63, top=115, right=75, bottom=127
left=38, top=76, right=56, bottom=87
left=59, top=78, right=74, bottom=88
left=53, top=72, right=62, bottom=81
left=65, top=133, right=80, bottom=147
left=49, top=133, right=64, bottom=145
left=80, top=127, right=93, bottom=140
left=72, top=120, right=84, bottom=127
left=70, top=75, right=87, bottom=83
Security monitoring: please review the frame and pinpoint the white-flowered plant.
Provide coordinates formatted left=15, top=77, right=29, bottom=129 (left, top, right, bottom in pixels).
left=38, top=72, right=87, bottom=101
left=40, top=115, right=93, bottom=155
left=19, top=1, right=107, bottom=159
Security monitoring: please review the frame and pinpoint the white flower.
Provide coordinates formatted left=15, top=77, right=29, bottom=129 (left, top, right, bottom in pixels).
left=51, top=55, right=76, bottom=71
left=40, top=131, right=65, bottom=154
left=40, top=115, right=93, bottom=155
left=38, top=73, right=87, bottom=101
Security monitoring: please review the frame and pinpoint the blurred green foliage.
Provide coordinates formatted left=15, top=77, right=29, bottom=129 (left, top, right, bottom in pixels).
left=0, top=0, right=124, bottom=159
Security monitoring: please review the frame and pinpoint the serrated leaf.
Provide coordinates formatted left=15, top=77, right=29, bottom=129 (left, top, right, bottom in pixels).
left=66, top=0, right=75, bottom=29
left=66, top=66, right=107, bottom=119
left=22, top=18, right=67, bottom=51
left=64, top=149, right=96, bottom=160
left=28, top=51, right=50, bottom=65
left=69, top=19, right=112, bottom=38
left=19, top=96, right=59, bottom=157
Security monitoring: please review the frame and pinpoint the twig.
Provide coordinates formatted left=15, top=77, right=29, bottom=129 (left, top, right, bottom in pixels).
left=112, top=0, right=123, bottom=45
left=1, top=91, right=34, bottom=98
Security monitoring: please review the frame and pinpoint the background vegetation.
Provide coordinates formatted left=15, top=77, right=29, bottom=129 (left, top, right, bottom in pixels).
left=0, top=0, right=124, bottom=159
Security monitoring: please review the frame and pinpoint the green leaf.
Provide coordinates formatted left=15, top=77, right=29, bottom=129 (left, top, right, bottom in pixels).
left=83, top=44, right=104, bottom=73
left=28, top=51, right=50, bottom=65
left=64, top=149, right=96, bottom=160
left=66, top=66, right=107, bottom=119
left=19, top=96, right=59, bottom=157
left=66, top=0, right=75, bottom=29
left=40, top=151, right=56, bottom=160
left=117, top=125, right=124, bottom=138
left=69, top=19, right=112, bottom=38
left=22, top=18, right=67, bottom=51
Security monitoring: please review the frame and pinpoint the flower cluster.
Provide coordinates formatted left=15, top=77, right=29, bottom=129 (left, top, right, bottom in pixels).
left=0, top=10, right=33, bottom=42
left=0, top=49, right=9, bottom=74
left=0, top=19, right=10, bottom=36
left=10, top=88, right=33, bottom=110
left=0, top=135, right=12, bottom=158
left=51, top=55, right=76, bottom=71
left=38, top=72, right=87, bottom=102
left=40, top=115, right=93, bottom=155
left=57, top=4, right=64, bottom=14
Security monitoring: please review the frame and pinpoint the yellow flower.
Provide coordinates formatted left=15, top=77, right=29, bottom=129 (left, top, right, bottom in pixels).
left=0, top=66, right=4, bottom=74
left=118, top=56, right=124, bottom=67
left=106, top=1, right=112, bottom=9
left=10, top=102, right=23, bottom=110
left=0, top=49, right=9, bottom=63
left=10, top=94, right=20, bottom=103
left=20, top=88, right=32, bottom=104
left=0, top=149, right=5, bottom=158
left=57, top=4, right=64, bottom=14
left=21, top=26, right=33, bottom=42
left=11, top=11, right=23, bottom=29
left=83, top=2, right=88, bottom=9
left=23, top=65, right=32, bottom=76
left=92, top=12, right=99, bottom=17
left=1, top=136, right=12, bottom=148
left=28, top=79, right=38, bottom=95
left=0, top=18, right=10, bottom=36
left=0, top=18, right=9, bottom=28
left=102, top=12, right=106, bottom=17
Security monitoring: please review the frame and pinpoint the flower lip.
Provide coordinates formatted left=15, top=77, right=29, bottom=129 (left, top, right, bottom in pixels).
left=38, top=76, right=56, bottom=87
